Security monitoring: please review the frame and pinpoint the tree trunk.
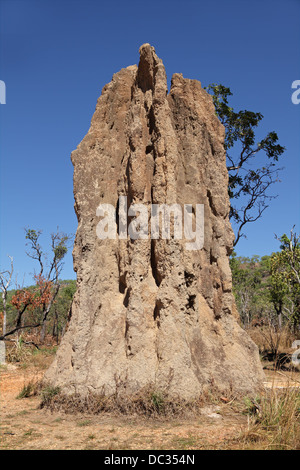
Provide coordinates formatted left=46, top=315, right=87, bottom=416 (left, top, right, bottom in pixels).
left=40, top=320, right=47, bottom=343
left=2, top=292, right=6, bottom=337
left=278, top=312, right=282, bottom=331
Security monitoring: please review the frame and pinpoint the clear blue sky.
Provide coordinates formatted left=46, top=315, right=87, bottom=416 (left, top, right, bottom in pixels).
left=0, top=0, right=299, bottom=286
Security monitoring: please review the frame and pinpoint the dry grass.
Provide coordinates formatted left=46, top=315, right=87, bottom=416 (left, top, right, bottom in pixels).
left=239, top=386, right=300, bottom=450
left=1, top=329, right=300, bottom=449
left=1, top=362, right=300, bottom=450
left=5, top=340, right=58, bottom=370
left=249, top=325, right=295, bottom=356
left=39, top=383, right=231, bottom=419
left=16, top=381, right=40, bottom=399
left=42, top=376, right=299, bottom=447
left=248, top=326, right=300, bottom=371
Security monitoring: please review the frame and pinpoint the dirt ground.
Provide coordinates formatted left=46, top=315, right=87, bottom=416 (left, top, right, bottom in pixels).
left=0, top=361, right=299, bottom=450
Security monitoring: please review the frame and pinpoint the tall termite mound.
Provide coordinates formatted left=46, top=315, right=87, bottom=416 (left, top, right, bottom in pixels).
left=45, top=44, right=264, bottom=399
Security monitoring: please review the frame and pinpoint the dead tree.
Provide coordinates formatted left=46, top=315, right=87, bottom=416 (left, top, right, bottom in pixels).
left=0, top=255, right=14, bottom=337
left=0, top=229, right=71, bottom=343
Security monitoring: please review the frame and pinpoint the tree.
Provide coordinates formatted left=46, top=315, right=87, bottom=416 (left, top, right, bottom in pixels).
left=230, top=252, right=271, bottom=328
left=0, top=229, right=72, bottom=342
left=49, top=280, right=76, bottom=342
left=205, top=84, right=285, bottom=246
left=0, top=255, right=13, bottom=337
left=25, top=228, right=70, bottom=342
left=270, top=227, right=300, bottom=330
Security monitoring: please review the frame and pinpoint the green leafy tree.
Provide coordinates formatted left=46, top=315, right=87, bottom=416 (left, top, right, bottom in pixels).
left=205, top=84, right=285, bottom=246
left=270, top=228, right=300, bottom=330
left=48, top=280, right=76, bottom=343
left=230, top=252, right=271, bottom=328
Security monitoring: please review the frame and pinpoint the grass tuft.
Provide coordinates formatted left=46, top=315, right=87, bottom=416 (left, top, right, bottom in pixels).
left=241, top=386, right=300, bottom=449
left=16, top=381, right=40, bottom=399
